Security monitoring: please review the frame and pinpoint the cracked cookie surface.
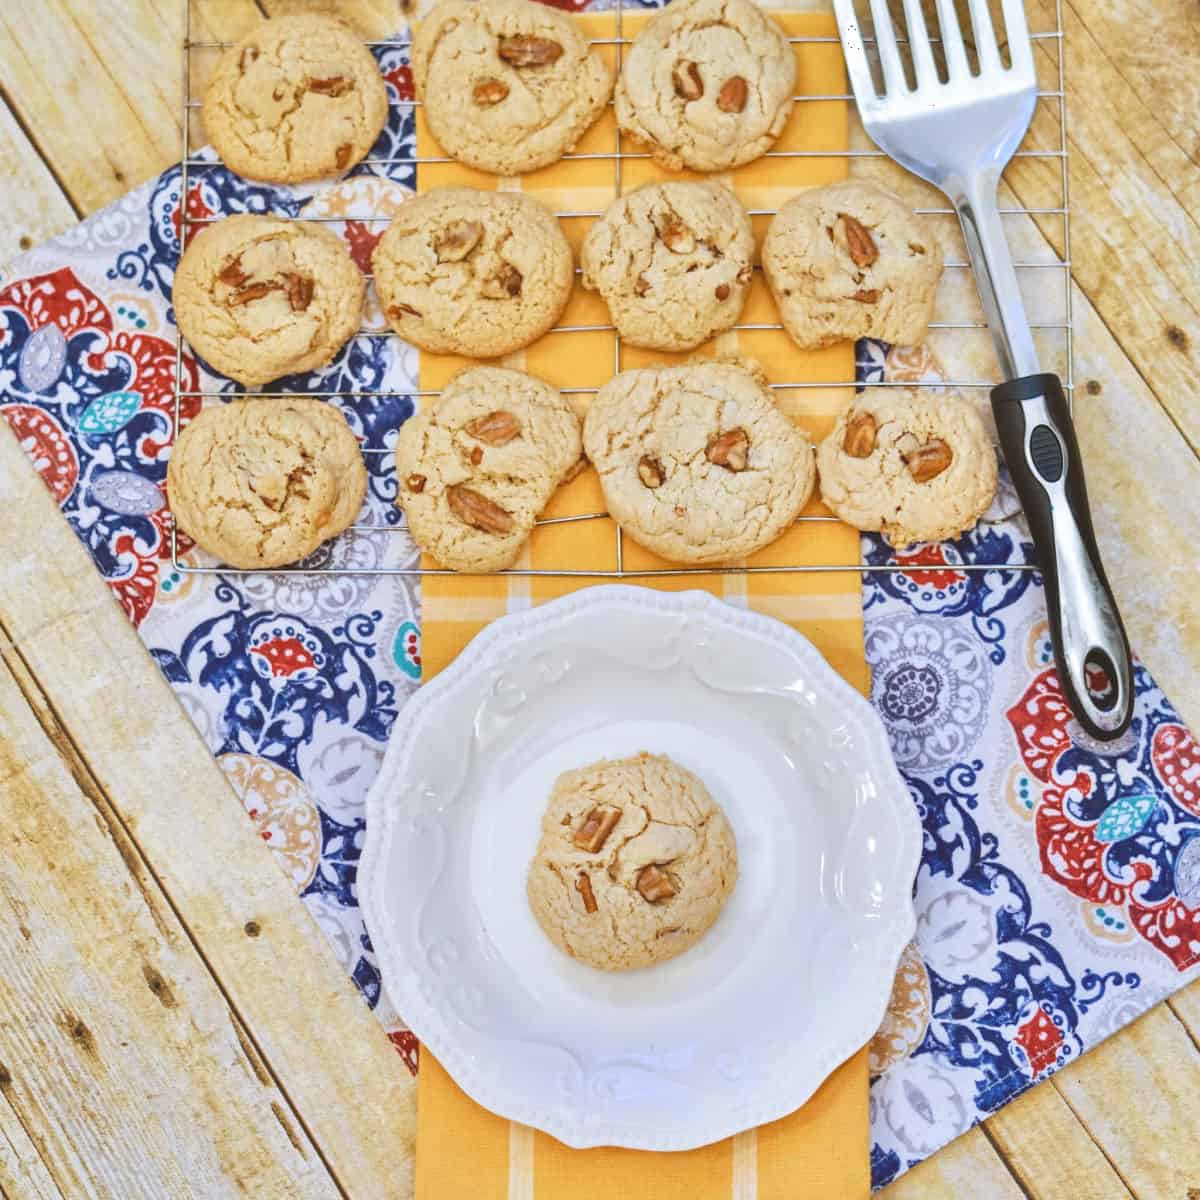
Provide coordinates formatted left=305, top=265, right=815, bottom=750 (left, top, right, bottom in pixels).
left=527, top=753, right=738, bottom=972
left=584, top=359, right=815, bottom=564
left=168, top=397, right=367, bottom=569
left=581, top=180, right=754, bottom=351
left=373, top=187, right=573, bottom=358
left=202, top=14, right=388, bottom=184
left=614, top=0, right=795, bottom=172
left=763, top=181, right=944, bottom=350
left=173, top=213, right=365, bottom=388
left=413, top=0, right=613, bottom=175
left=816, top=387, right=997, bottom=549
left=394, top=365, right=581, bottom=571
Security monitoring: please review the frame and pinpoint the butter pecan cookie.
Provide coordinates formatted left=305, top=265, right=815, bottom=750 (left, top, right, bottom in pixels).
left=583, top=359, right=815, bottom=564
left=373, top=187, right=573, bottom=358
left=614, top=0, right=795, bottom=172
left=174, top=214, right=364, bottom=388
left=202, top=15, right=388, bottom=184
left=527, top=753, right=739, bottom=972
left=763, top=181, right=944, bottom=350
left=412, top=0, right=613, bottom=175
left=394, top=365, right=582, bottom=572
left=168, top=397, right=366, bottom=569
left=816, top=388, right=997, bottom=548
left=580, top=180, right=754, bottom=351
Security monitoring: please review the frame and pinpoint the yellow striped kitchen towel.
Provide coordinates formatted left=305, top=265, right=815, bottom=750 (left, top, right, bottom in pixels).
left=414, top=9, right=870, bottom=1198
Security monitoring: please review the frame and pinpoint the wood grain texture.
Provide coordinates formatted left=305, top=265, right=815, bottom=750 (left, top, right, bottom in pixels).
left=0, top=643, right=341, bottom=1199
left=879, top=1126, right=1026, bottom=1199
left=0, top=98, right=77, bottom=264
left=0, top=418, right=417, bottom=1200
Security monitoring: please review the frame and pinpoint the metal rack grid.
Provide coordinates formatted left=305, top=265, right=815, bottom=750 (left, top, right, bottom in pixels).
left=172, top=0, right=1072, bottom=579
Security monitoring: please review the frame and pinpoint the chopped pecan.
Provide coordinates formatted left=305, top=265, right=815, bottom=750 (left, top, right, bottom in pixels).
left=335, top=143, right=354, bottom=171
left=852, top=288, right=880, bottom=304
left=636, top=864, right=677, bottom=904
left=904, top=439, right=953, bottom=483
left=406, top=473, right=426, bottom=493
left=473, top=77, right=510, bottom=106
left=389, top=302, right=422, bottom=320
left=239, top=45, right=259, bottom=73
left=658, top=217, right=694, bottom=255
left=736, top=264, right=752, bottom=285
left=576, top=872, right=598, bottom=914
left=634, top=274, right=651, bottom=297
left=481, top=263, right=522, bottom=299
left=218, top=257, right=248, bottom=287
left=672, top=60, right=703, bottom=101
left=717, top=76, right=748, bottom=113
left=842, top=411, right=877, bottom=458
left=838, top=213, right=879, bottom=268
left=435, top=219, right=484, bottom=263
left=446, top=484, right=514, bottom=534
left=497, top=35, right=563, bottom=67
left=308, top=75, right=355, bottom=98
left=637, top=455, right=665, bottom=489
left=284, top=273, right=314, bottom=312
left=470, top=446, right=483, bottom=466
left=706, top=427, right=749, bottom=472
left=908, top=241, right=927, bottom=256
left=715, top=282, right=731, bottom=301
left=465, top=410, right=521, bottom=445
left=573, top=806, right=621, bottom=853
left=228, top=282, right=276, bottom=305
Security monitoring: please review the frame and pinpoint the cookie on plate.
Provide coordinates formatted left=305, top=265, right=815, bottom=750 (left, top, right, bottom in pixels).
left=394, top=366, right=582, bottom=571
left=174, top=214, right=364, bottom=388
left=202, top=15, right=388, bottom=184
left=816, top=388, right=998, bottom=548
left=580, top=180, right=754, bottom=352
left=763, top=181, right=944, bottom=350
left=168, top=397, right=366, bottom=569
left=614, top=0, right=795, bottom=172
left=412, top=0, right=613, bottom=175
left=527, top=753, right=738, bottom=972
left=583, top=359, right=815, bottom=564
left=373, top=187, right=573, bottom=359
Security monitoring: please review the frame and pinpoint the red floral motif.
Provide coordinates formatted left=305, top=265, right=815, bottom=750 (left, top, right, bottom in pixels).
left=382, top=63, right=414, bottom=101
left=1128, top=896, right=1200, bottom=971
left=1007, top=668, right=1073, bottom=783
left=1153, top=724, right=1200, bottom=818
left=0, top=268, right=112, bottom=341
left=2, top=404, right=79, bottom=503
left=388, top=1030, right=420, bottom=1076
left=894, top=543, right=965, bottom=590
left=1013, top=1005, right=1063, bottom=1076
left=172, top=182, right=215, bottom=249
left=251, top=636, right=319, bottom=679
left=535, top=0, right=591, bottom=10
left=109, top=499, right=175, bottom=627
left=345, top=220, right=385, bottom=274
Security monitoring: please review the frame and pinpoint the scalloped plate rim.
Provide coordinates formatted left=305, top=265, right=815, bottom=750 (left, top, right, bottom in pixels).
left=361, top=584, right=920, bottom=1151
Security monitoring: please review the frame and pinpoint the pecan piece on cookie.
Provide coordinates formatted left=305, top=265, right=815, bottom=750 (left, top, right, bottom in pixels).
left=838, top=213, right=879, bottom=268
left=465, top=410, right=522, bottom=446
left=576, top=872, right=598, bottom=914
left=637, top=455, right=665, bottom=489
left=497, top=35, right=563, bottom=67
left=904, top=439, right=953, bottom=483
left=573, top=806, right=620, bottom=853
left=842, top=411, right=877, bottom=458
left=636, top=864, right=677, bottom=904
left=481, top=263, right=523, bottom=299
left=717, top=76, right=748, bottom=113
left=706, top=427, right=750, bottom=472
left=446, top=484, right=515, bottom=534
left=672, top=61, right=703, bottom=100
left=473, top=78, right=509, bottom=106
left=435, top=219, right=484, bottom=263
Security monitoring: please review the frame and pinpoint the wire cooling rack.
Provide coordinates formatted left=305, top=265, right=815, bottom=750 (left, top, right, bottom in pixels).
left=172, top=0, right=1073, bottom=578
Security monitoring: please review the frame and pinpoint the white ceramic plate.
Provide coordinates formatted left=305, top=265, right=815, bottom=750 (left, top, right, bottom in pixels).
left=360, top=585, right=921, bottom=1151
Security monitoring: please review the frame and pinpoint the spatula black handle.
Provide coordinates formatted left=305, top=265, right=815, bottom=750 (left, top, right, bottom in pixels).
left=991, top=373, right=1134, bottom=740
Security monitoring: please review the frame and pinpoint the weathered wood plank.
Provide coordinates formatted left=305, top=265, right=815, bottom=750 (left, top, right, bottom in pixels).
left=879, top=1126, right=1027, bottom=1199
left=0, top=1090, right=66, bottom=1200
left=1049, top=1003, right=1200, bottom=1198
left=0, top=643, right=341, bottom=1199
left=984, top=1081, right=1134, bottom=1200
left=1006, top=0, right=1200, bottom=454
left=0, top=419, right=417, bottom=1198
left=0, top=97, right=77, bottom=267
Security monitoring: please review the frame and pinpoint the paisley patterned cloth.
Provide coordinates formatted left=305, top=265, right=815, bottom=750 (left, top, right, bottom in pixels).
left=1, top=10, right=1197, bottom=1192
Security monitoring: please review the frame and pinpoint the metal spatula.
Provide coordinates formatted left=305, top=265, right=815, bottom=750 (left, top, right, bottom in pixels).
left=832, top=0, right=1133, bottom=740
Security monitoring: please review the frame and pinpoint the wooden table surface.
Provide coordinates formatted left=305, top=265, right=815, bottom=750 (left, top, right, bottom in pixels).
left=1, top=1, right=1198, bottom=1197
